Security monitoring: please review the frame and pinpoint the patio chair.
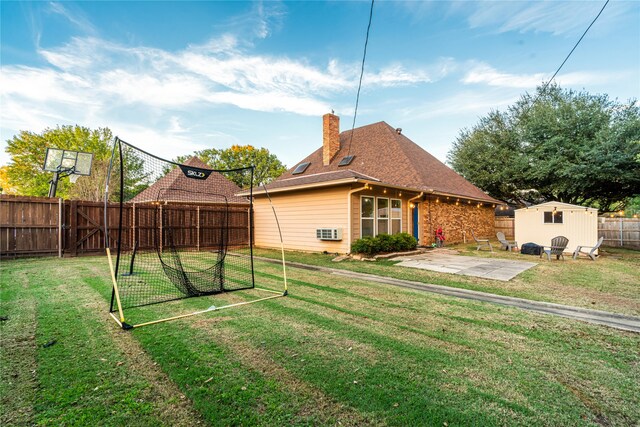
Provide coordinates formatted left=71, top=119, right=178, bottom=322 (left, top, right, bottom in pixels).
left=496, top=232, right=518, bottom=252
left=470, top=229, right=493, bottom=252
left=540, top=236, right=569, bottom=261
left=572, top=236, right=604, bottom=261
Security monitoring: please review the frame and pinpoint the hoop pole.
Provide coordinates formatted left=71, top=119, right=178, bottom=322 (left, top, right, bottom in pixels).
left=131, top=293, right=285, bottom=329
left=106, top=247, right=125, bottom=322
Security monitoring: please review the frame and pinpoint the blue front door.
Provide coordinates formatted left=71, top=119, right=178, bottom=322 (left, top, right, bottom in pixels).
left=412, top=204, right=420, bottom=242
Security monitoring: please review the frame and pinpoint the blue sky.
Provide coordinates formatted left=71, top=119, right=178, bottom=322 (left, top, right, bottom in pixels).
left=1, top=1, right=639, bottom=168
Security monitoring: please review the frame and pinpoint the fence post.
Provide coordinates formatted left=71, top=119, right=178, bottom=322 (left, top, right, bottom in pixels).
left=196, top=206, right=200, bottom=251
left=58, top=198, right=62, bottom=258
left=132, top=203, right=136, bottom=249
left=69, top=200, right=78, bottom=257
left=620, top=218, right=623, bottom=247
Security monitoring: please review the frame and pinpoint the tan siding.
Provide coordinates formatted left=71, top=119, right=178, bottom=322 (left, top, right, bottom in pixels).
left=515, top=206, right=598, bottom=253
left=253, top=186, right=351, bottom=253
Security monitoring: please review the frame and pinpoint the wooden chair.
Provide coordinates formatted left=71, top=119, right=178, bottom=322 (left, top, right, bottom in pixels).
left=541, top=236, right=569, bottom=261
left=572, top=236, right=604, bottom=261
left=470, top=229, right=493, bottom=252
left=496, top=232, right=517, bottom=252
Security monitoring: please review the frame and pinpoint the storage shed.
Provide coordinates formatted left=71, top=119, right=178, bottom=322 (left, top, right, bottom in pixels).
left=515, top=202, right=598, bottom=254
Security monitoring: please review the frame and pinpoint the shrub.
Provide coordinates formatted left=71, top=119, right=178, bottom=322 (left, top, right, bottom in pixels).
left=350, top=233, right=418, bottom=255
left=393, top=233, right=418, bottom=251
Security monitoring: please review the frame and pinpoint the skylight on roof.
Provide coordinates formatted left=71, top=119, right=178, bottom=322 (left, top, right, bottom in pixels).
left=338, top=155, right=355, bottom=167
left=292, top=162, right=310, bottom=175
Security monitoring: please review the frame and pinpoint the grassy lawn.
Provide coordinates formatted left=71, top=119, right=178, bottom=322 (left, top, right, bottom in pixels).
left=2, top=255, right=639, bottom=426
left=253, top=244, right=640, bottom=316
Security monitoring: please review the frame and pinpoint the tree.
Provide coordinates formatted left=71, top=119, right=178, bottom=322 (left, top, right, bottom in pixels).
left=176, top=145, right=287, bottom=189
left=448, top=84, right=640, bottom=211
left=5, top=126, right=114, bottom=199
left=0, top=166, right=18, bottom=195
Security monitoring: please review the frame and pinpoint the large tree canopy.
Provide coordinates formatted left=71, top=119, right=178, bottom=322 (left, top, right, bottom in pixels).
left=447, top=85, right=640, bottom=211
left=177, top=145, right=287, bottom=189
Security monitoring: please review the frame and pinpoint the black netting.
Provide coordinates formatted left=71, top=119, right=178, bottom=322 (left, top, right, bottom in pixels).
left=106, top=138, right=254, bottom=311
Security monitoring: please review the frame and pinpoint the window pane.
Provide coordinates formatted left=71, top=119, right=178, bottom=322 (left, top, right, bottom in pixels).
left=554, top=211, right=563, bottom=223
left=362, top=219, right=374, bottom=237
left=391, top=199, right=401, bottom=219
left=377, top=219, right=389, bottom=234
left=544, top=211, right=553, bottom=223
left=377, top=198, right=389, bottom=218
left=391, top=219, right=401, bottom=234
left=361, top=197, right=374, bottom=218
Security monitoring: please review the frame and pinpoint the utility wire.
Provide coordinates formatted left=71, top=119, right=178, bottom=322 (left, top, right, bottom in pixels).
left=533, top=0, right=609, bottom=104
left=347, top=0, right=375, bottom=157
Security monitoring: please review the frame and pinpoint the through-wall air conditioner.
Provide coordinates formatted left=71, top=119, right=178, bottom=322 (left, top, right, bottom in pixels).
left=316, top=228, right=342, bottom=241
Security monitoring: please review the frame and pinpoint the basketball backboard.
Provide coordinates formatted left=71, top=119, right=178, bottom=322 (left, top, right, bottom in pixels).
left=43, top=148, right=93, bottom=176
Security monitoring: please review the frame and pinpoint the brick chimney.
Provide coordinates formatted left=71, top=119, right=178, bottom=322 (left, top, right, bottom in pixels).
left=323, top=113, right=340, bottom=166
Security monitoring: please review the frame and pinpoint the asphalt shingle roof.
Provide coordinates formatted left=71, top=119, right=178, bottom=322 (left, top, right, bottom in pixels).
left=269, top=121, right=500, bottom=203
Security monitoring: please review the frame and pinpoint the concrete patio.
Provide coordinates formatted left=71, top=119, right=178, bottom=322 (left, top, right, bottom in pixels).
left=392, top=251, right=537, bottom=281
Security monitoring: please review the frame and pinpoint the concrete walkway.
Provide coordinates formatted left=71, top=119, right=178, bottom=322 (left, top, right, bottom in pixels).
left=254, top=256, right=640, bottom=333
left=392, top=252, right=537, bottom=281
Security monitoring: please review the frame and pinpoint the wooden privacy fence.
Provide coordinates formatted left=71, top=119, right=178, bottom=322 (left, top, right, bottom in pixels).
left=1, top=195, right=252, bottom=258
left=495, top=217, right=515, bottom=240
left=598, top=217, right=640, bottom=249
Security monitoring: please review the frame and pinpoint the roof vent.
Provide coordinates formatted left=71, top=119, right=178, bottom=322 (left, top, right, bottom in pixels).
left=396, top=128, right=402, bottom=134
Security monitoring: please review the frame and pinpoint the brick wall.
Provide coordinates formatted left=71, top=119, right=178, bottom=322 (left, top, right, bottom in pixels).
left=420, top=197, right=495, bottom=245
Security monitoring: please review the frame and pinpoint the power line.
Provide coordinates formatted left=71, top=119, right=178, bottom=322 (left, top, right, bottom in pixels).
left=537, top=0, right=610, bottom=97
left=347, top=0, right=375, bottom=157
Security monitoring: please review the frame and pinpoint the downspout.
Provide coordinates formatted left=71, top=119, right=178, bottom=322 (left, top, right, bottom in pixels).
left=347, top=183, right=370, bottom=253
left=408, top=192, right=424, bottom=241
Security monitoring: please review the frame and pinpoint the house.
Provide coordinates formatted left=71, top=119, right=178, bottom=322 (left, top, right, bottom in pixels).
left=515, top=202, right=598, bottom=253
left=248, top=113, right=501, bottom=253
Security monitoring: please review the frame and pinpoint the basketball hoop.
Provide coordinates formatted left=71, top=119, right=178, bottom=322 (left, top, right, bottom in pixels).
left=43, top=148, right=93, bottom=197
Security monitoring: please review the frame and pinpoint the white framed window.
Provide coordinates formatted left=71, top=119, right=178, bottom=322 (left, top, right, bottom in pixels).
left=543, top=211, right=563, bottom=224
left=391, top=199, right=402, bottom=234
left=377, top=197, right=389, bottom=235
left=360, top=196, right=403, bottom=237
left=361, top=196, right=374, bottom=237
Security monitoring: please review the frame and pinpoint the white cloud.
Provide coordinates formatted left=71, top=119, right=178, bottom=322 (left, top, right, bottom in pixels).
left=462, top=63, right=546, bottom=88
left=464, top=1, right=634, bottom=36
left=48, top=2, right=97, bottom=36
left=461, top=62, right=625, bottom=89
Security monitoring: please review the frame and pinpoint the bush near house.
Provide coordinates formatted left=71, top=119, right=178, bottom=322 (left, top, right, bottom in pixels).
left=351, top=233, right=417, bottom=255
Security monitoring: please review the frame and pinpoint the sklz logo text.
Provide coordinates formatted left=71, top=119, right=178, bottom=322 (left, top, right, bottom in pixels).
left=187, top=170, right=205, bottom=178
left=179, top=165, right=211, bottom=180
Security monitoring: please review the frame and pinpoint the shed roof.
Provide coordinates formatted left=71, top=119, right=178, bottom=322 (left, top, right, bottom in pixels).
left=130, top=157, right=249, bottom=204
left=256, top=121, right=500, bottom=203
left=515, top=201, right=598, bottom=212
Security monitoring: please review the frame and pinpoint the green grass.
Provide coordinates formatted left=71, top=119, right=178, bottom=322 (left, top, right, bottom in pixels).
left=253, top=244, right=640, bottom=316
left=1, top=255, right=639, bottom=426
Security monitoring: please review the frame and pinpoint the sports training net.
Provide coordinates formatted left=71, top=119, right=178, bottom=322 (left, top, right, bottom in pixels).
left=106, top=138, right=255, bottom=312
